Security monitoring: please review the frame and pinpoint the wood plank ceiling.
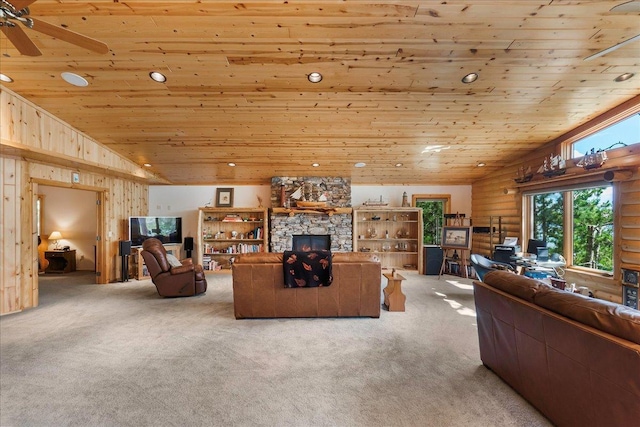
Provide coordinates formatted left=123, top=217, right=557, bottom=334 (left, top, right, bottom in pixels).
left=1, top=0, right=639, bottom=185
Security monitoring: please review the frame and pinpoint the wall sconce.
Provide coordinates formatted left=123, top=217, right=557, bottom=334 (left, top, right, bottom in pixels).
left=49, top=231, right=63, bottom=250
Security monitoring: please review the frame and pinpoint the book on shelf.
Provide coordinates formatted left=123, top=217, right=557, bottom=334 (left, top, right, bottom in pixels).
left=222, top=214, right=243, bottom=222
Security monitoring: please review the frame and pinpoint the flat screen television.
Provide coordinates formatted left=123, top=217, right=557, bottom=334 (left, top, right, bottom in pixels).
left=129, top=216, right=182, bottom=247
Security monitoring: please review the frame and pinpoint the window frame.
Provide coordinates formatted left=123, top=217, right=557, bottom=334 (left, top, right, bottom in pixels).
left=412, top=194, right=451, bottom=245
left=523, top=180, right=614, bottom=276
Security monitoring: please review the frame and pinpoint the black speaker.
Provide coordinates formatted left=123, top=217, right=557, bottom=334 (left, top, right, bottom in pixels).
left=184, top=236, right=194, bottom=258
left=424, top=246, right=443, bottom=275
left=119, top=240, right=131, bottom=256
left=184, top=237, right=194, bottom=251
left=118, top=240, right=131, bottom=282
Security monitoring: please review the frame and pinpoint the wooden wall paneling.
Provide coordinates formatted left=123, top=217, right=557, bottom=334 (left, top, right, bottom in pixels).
left=22, top=168, right=36, bottom=310
left=620, top=171, right=640, bottom=271
left=31, top=182, right=40, bottom=308
left=1, top=157, right=20, bottom=314
left=1, top=90, right=167, bottom=185
left=1, top=90, right=151, bottom=314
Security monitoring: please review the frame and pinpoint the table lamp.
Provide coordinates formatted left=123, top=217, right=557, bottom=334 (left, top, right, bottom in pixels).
left=49, top=231, right=62, bottom=250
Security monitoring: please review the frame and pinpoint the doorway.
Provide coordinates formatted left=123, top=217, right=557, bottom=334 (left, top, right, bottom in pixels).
left=34, top=181, right=106, bottom=287
left=412, top=194, right=451, bottom=245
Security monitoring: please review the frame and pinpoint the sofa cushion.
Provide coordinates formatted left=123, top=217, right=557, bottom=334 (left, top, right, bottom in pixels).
left=482, top=270, right=545, bottom=303
left=234, top=253, right=283, bottom=264
left=332, top=252, right=380, bottom=263
left=534, top=286, right=640, bottom=345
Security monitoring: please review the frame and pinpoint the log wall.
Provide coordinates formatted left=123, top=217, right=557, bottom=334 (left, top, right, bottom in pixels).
left=472, top=96, right=640, bottom=304
left=1, top=88, right=155, bottom=315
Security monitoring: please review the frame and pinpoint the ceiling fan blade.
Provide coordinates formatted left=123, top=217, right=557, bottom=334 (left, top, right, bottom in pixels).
left=10, top=1, right=38, bottom=11
left=29, top=17, right=109, bottom=54
left=0, top=24, right=42, bottom=56
left=584, top=33, right=640, bottom=61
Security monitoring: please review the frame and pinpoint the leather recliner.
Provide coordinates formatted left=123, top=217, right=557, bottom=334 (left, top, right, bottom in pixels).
left=141, top=238, right=207, bottom=297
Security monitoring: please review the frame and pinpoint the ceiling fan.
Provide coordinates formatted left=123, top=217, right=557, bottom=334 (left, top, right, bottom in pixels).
left=584, top=0, right=640, bottom=61
left=0, top=0, right=108, bottom=56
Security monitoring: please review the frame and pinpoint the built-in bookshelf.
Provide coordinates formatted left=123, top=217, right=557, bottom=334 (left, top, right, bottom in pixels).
left=197, top=207, right=268, bottom=272
left=353, top=207, right=423, bottom=273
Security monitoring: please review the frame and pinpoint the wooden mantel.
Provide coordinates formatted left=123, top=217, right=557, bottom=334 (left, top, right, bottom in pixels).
left=271, top=207, right=353, bottom=216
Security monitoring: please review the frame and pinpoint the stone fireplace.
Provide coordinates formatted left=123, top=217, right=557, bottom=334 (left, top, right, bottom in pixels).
left=270, top=177, right=353, bottom=252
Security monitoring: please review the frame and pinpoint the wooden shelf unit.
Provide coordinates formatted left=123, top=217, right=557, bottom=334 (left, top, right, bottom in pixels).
left=197, top=207, right=268, bottom=272
left=353, top=207, right=423, bottom=273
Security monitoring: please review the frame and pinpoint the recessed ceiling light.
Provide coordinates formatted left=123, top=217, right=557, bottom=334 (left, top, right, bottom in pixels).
left=0, top=73, right=13, bottom=83
left=477, top=162, right=486, bottom=167
left=354, top=162, right=366, bottom=168
left=308, top=72, right=323, bottom=83
left=143, top=163, right=151, bottom=167
left=312, top=163, right=320, bottom=167
left=149, top=71, right=167, bottom=83
left=614, top=72, right=634, bottom=82
left=61, top=72, right=88, bottom=87
left=461, top=72, right=479, bottom=84
left=395, top=163, right=403, bottom=167
left=228, top=162, right=236, bottom=167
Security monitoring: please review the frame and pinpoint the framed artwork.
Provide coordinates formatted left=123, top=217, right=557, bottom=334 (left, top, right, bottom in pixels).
left=442, top=226, right=472, bottom=250
left=216, top=188, right=234, bottom=207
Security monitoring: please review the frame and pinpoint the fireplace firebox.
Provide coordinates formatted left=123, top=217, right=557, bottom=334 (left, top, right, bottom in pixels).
left=292, top=235, right=331, bottom=251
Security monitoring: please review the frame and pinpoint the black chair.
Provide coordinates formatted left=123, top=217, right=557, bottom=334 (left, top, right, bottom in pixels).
left=470, top=254, right=514, bottom=282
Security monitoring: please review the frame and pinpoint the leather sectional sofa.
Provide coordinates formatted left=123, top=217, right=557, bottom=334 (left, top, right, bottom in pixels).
left=232, top=252, right=381, bottom=318
left=474, top=270, right=640, bottom=426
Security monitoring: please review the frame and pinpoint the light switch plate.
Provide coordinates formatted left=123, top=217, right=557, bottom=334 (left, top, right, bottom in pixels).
left=72, top=172, right=80, bottom=183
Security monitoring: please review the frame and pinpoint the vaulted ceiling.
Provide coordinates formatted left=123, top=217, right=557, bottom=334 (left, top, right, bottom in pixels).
left=1, top=0, right=639, bottom=185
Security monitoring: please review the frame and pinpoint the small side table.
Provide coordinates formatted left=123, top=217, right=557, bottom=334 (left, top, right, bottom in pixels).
left=45, top=250, right=76, bottom=274
left=383, top=272, right=406, bottom=312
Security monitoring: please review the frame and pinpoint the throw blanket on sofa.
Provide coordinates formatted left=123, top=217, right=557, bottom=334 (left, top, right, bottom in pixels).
left=283, top=250, right=333, bottom=288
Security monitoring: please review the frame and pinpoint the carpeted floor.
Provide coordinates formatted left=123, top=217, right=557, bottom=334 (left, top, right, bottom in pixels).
left=0, top=271, right=551, bottom=427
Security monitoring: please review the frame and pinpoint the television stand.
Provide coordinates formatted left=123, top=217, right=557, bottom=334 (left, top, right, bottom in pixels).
left=132, top=243, right=182, bottom=280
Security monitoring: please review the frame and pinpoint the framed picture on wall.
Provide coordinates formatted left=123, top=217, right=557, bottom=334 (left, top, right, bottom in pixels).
left=216, top=188, right=234, bottom=207
left=441, top=226, right=472, bottom=250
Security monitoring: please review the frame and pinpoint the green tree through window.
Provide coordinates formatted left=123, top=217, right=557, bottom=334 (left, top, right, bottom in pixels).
left=573, top=188, right=613, bottom=270
left=530, top=185, right=613, bottom=273
left=532, top=192, right=564, bottom=253
left=416, top=200, right=444, bottom=244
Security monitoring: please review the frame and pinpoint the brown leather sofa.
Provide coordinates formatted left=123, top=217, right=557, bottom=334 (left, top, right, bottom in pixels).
left=232, top=252, right=381, bottom=318
left=474, top=270, right=640, bottom=426
left=141, top=238, right=207, bottom=297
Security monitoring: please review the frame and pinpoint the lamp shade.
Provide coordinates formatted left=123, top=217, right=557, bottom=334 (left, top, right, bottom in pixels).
left=49, top=231, right=63, bottom=240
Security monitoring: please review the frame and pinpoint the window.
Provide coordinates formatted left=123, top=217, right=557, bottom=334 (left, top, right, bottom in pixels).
left=531, top=191, right=564, bottom=254
left=412, top=194, right=450, bottom=245
left=527, top=184, right=613, bottom=273
left=572, top=113, right=639, bottom=157
left=525, top=111, right=635, bottom=274
left=572, top=187, right=613, bottom=271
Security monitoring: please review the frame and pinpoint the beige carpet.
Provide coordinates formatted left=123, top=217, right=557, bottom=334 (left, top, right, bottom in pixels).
left=0, top=271, right=551, bottom=426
